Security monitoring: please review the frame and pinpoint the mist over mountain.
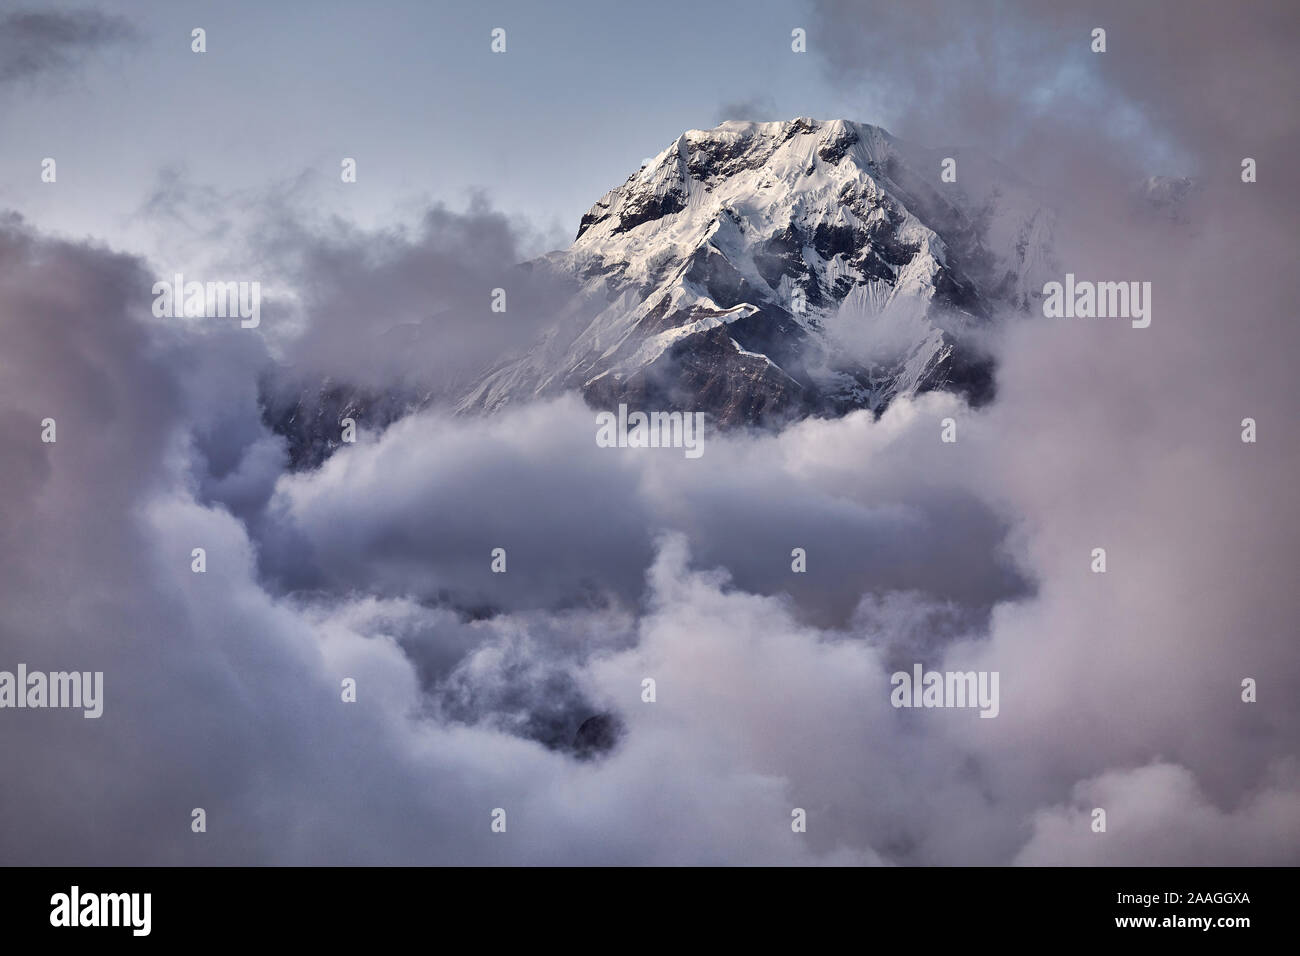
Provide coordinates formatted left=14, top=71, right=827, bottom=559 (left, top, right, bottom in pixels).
left=266, top=118, right=1057, bottom=465
left=462, top=118, right=1056, bottom=424
left=4, top=0, right=1297, bottom=872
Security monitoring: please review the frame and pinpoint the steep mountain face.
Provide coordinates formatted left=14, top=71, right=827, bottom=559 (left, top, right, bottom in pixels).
left=457, top=118, right=1055, bottom=425
left=261, top=379, right=427, bottom=470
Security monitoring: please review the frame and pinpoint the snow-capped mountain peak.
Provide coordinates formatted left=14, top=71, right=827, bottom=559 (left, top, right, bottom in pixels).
left=458, top=118, right=1055, bottom=425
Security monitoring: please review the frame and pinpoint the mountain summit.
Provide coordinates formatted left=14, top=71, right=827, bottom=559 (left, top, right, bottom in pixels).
left=265, top=119, right=1056, bottom=467
left=458, top=117, right=1055, bottom=425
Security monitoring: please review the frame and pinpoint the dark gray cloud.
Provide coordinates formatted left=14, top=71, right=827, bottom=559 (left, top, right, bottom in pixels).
left=0, top=216, right=894, bottom=864
left=714, top=94, right=780, bottom=124
left=263, top=395, right=1024, bottom=629
left=0, top=8, right=137, bottom=87
left=0, top=205, right=1296, bottom=861
left=254, top=193, right=579, bottom=398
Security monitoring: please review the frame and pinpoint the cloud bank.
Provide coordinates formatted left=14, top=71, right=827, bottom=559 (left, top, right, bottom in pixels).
left=1, top=0, right=1297, bottom=865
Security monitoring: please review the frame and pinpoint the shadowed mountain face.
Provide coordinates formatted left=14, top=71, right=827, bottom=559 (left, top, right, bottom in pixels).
left=457, top=118, right=1056, bottom=426
left=266, top=118, right=1056, bottom=463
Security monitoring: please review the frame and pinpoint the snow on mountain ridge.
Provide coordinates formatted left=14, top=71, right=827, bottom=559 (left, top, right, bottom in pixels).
left=459, top=117, right=1056, bottom=425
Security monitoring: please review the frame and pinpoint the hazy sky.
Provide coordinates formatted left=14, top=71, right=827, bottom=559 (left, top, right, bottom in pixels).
left=0, top=0, right=861, bottom=252
left=0, top=0, right=1200, bottom=259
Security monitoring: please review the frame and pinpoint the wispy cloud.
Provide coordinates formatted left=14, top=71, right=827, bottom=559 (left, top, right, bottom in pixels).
left=0, top=8, right=137, bottom=87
